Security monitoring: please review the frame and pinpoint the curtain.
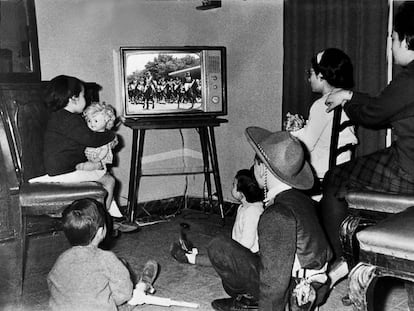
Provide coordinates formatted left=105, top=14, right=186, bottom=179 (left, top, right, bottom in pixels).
left=283, top=0, right=389, bottom=156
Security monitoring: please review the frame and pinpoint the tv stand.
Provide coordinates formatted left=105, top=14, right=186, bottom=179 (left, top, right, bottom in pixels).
left=124, top=117, right=228, bottom=224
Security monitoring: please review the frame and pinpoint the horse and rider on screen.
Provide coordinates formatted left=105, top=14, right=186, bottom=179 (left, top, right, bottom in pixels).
left=128, top=69, right=202, bottom=110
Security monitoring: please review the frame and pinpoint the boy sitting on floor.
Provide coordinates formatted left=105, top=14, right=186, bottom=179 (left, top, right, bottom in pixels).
left=47, top=198, right=158, bottom=311
left=208, top=128, right=332, bottom=311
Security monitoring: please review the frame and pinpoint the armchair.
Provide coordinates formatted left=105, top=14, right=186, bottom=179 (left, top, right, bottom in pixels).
left=339, top=173, right=414, bottom=310
left=0, top=82, right=106, bottom=297
left=341, top=190, right=414, bottom=268
left=347, top=205, right=414, bottom=310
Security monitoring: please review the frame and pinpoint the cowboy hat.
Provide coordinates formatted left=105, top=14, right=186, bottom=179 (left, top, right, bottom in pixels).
left=245, top=127, right=314, bottom=190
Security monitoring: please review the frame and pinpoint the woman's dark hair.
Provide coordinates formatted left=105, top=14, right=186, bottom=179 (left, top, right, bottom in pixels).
left=311, top=48, right=354, bottom=89
left=62, top=198, right=106, bottom=246
left=44, top=75, right=85, bottom=111
left=394, top=2, right=414, bottom=51
left=235, top=169, right=264, bottom=203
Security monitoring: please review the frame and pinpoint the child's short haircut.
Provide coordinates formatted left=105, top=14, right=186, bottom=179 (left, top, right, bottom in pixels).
left=62, top=198, right=106, bottom=246
left=235, top=169, right=264, bottom=203
left=45, top=75, right=85, bottom=112
left=83, top=102, right=116, bottom=130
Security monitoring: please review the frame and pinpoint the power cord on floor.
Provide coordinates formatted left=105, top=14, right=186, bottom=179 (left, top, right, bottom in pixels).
left=170, top=128, right=189, bottom=216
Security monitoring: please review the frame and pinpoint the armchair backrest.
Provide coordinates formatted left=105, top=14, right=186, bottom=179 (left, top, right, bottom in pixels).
left=0, top=83, right=48, bottom=184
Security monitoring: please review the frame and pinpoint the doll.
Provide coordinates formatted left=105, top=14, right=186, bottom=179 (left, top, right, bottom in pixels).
left=76, top=102, right=118, bottom=171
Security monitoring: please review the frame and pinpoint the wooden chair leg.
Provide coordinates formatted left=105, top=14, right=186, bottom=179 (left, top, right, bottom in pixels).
left=348, top=262, right=378, bottom=311
left=11, top=212, right=25, bottom=299
left=20, top=215, right=27, bottom=295
left=340, top=214, right=362, bottom=268
left=13, top=236, right=23, bottom=298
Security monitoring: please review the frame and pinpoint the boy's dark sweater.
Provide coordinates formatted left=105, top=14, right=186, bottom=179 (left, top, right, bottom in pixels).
left=44, top=109, right=115, bottom=176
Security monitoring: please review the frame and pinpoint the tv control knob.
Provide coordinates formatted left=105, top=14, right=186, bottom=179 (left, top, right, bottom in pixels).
left=212, top=75, right=218, bottom=81
left=213, top=85, right=218, bottom=89
left=211, top=96, right=220, bottom=104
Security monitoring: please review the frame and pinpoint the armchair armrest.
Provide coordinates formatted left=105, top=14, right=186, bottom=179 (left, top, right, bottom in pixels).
left=345, top=190, right=414, bottom=214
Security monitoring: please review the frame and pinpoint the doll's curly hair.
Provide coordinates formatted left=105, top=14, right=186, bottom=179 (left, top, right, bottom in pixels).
left=83, top=102, right=116, bottom=130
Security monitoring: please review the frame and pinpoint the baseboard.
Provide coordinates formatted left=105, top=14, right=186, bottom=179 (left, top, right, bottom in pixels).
left=125, top=195, right=238, bottom=218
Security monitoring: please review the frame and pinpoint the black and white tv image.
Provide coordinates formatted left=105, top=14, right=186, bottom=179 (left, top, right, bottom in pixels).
left=120, top=46, right=227, bottom=119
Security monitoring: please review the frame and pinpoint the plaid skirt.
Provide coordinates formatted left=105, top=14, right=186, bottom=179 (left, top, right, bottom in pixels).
left=328, top=145, right=414, bottom=198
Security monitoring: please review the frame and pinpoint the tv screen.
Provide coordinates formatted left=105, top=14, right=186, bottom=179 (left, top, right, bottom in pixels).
left=120, top=46, right=227, bottom=119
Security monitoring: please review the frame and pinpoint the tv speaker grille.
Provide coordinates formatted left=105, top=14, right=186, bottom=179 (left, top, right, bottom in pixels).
left=208, top=56, right=220, bottom=73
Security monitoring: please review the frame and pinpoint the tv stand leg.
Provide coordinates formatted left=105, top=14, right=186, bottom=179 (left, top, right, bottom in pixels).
left=207, top=125, right=225, bottom=225
left=199, top=127, right=213, bottom=213
left=127, top=129, right=148, bottom=222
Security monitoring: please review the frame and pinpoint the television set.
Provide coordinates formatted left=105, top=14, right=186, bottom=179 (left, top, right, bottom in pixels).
left=120, top=46, right=227, bottom=119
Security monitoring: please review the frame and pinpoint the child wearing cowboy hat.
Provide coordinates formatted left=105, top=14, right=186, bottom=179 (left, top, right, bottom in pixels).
left=207, top=127, right=332, bottom=311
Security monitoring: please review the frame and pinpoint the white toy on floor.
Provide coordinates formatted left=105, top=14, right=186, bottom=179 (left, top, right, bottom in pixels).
left=128, top=279, right=199, bottom=308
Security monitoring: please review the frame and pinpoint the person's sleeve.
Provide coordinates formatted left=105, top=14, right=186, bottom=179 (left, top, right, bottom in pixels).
left=237, top=207, right=262, bottom=251
left=258, top=206, right=296, bottom=310
left=291, top=101, right=330, bottom=152
left=68, top=116, right=116, bottom=147
left=110, top=135, right=119, bottom=148
left=101, top=251, right=133, bottom=305
left=344, top=71, right=414, bottom=127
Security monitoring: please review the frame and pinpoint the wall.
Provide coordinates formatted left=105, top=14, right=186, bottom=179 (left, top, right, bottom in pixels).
left=35, top=0, right=283, bottom=206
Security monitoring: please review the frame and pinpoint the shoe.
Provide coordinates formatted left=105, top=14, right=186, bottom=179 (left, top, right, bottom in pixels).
left=114, top=219, right=140, bottom=233
left=179, top=222, right=194, bottom=252
left=136, top=260, right=158, bottom=294
left=289, top=299, right=315, bottom=311
left=341, top=294, right=352, bottom=306
left=211, top=296, right=258, bottom=311
left=328, top=258, right=349, bottom=289
left=237, top=295, right=259, bottom=308
left=313, top=280, right=331, bottom=306
left=170, top=242, right=189, bottom=263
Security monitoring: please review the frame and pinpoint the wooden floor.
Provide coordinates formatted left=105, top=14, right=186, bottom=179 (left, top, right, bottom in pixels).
left=0, top=209, right=410, bottom=311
